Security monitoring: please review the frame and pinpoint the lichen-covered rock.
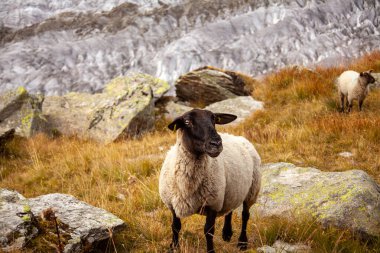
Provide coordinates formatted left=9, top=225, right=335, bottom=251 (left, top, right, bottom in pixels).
left=175, top=68, right=251, bottom=106
left=205, top=96, right=263, bottom=124
left=28, top=193, right=125, bottom=253
left=254, top=163, right=380, bottom=238
left=0, top=87, right=46, bottom=137
left=43, top=73, right=164, bottom=143
left=164, top=101, right=193, bottom=120
left=0, top=189, right=38, bottom=252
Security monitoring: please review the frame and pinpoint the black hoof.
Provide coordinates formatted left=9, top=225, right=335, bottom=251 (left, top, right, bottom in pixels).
left=237, top=241, right=248, bottom=251
left=168, top=243, right=179, bottom=253
left=222, top=228, right=233, bottom=242
left=237, top=234, right=248, bottom=251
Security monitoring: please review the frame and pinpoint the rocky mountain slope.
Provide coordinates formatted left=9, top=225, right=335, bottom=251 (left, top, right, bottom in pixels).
left=0, top=0, right=379, bottom=95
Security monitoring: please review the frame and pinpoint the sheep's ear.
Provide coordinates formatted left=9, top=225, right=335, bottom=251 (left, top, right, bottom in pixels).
left=214, top=113, right=237, bottom=125
left=168, top=116, right=184, bottom=131
left=368, top=69, right=373, bottom=73
left=360, top=72, right=364, bottom=76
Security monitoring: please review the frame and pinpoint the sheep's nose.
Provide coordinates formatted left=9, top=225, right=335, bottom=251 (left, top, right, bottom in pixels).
left=210, top=139, right=222, bottom=146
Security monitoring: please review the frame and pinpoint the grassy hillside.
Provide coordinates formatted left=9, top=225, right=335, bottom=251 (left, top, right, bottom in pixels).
left=1, top=51, right=380, bottom=252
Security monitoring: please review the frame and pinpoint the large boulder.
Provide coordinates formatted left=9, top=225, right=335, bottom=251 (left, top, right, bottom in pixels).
left=28, top=193, right=125, bottom=253
left=175, top=68, right=252, bottom=106
left=0, top=189, right=38, bottom=252
left=43, top=74, right=168, bottom=143
left=0, top=189, right=125, bottom=253
left=205, top=96, right=263, bottom=124
left=164, top=101, right=193, bottom=120
left=0, top=87, right=46, bottom=138
left=254, top=163, right=380, bottom=238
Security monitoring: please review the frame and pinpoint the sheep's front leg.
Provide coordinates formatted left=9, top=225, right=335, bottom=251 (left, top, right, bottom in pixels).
left=222, top=212, right=233, bottom=242
left=170, top=210, right=181, bottom=250
left=359, top=99, right=364, bottom=111
left=237, top=202, right=250, bottom=250
left=204, top=208, right=217, bottom=253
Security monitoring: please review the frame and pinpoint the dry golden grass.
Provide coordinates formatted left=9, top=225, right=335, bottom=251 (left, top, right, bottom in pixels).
left=1, top=51, right=380, bottom=252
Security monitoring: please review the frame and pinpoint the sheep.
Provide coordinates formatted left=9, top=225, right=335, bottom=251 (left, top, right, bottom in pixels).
left=159, top=109, right=261, bottom=252
left=336, top=70, right=376, bottom=112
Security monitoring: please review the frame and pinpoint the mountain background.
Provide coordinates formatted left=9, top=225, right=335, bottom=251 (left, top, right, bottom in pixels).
left=0, top=0, right=379, bottom=95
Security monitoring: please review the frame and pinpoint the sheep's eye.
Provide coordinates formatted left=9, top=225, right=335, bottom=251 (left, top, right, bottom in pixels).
left=184, top=119, right=191, bottom=126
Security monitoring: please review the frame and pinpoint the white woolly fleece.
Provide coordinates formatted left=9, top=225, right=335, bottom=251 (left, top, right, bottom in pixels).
left=159, top=131, right=261, bottom=218
left=337, top=70, right=370, bottom=101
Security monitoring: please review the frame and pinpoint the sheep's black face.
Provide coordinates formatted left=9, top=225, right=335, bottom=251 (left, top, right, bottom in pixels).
left=168, top=109, right=237, bottom=158
left=360, top=70, right=376, bottom=84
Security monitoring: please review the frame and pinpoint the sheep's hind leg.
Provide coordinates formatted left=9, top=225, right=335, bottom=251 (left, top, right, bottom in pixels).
left=170, top=210, right=181, bottom=251
left=204, top=208, right=217, bottom=253
left=237, top=202, right=250, bottom=250
left=222, top=212, right=233, bottom=242
left=339, top=93, right=345, bottom=112
left=347, top=100, right=353, bottom=113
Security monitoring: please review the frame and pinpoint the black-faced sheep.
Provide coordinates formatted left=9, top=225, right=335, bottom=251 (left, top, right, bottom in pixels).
left=336, top=70, right=376, bottom=112
left=159, top=109, right=261, bottom=252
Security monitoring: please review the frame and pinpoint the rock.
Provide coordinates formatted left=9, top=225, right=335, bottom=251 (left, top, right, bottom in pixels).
left=175, top=68, right=251, bottom=106
left=338, top=151, right=353, bottom=158
left=254, top=163, right=380, bottom=238
left=145, top=73, right=170, bottom=101
left=372, top=73, right=380, bottom=87
left=257, top=241, right=311, bottom=253
left=205, top=96, right=263, bottom=124
left=1, top=189, right=125, bottom=252
left=0, top=129, right=15, bottom=149
left=272, top=240, right=311, bottom=252
left=43, top=73, right=165, bottom=143
left=28, top=193, right=125, bottom=253
left=0, top=87, right=46, bottom=138
left=0, top=189, right=38, bottom=252
left=164, top=101, right=193, bottom=120
left=257, top=245, right=277, bottom=253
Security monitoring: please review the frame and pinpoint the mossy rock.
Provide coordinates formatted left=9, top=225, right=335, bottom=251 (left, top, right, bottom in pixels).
left=43, top=73, right=167, bottom=143
left=0, top=87, right=47, bottom=138
left=0, top=189, right=38, bottom=252
left=253, top=163, right=380, bottom=238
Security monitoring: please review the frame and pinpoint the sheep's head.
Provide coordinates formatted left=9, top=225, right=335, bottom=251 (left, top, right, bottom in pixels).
left=360, top=69, right=376, bottom=85
left=168, top=109, right=237, bottom=157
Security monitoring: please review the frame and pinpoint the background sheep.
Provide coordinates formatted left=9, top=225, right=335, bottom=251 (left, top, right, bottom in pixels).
left=336, top=70, right=376, bottom=112
left=159, top=109, right=261, bottom=252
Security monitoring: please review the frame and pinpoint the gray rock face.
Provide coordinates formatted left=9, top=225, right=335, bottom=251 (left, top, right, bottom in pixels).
left=43, top=73, right=167, bottom=143
left=205, top=96, right=263, bottom=124
left=0, top=87, right=46, bottom=138
left=254, top=163, right=380, bottom=238
left=28, top=193, right=125, bottom=253
left=1, top=0, right=379, bottom=95
left=175, top=69, right=251, bottom=106
left=0, top=189, right=125, bottom=252
left=0, top=189, right=38, bottom=252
